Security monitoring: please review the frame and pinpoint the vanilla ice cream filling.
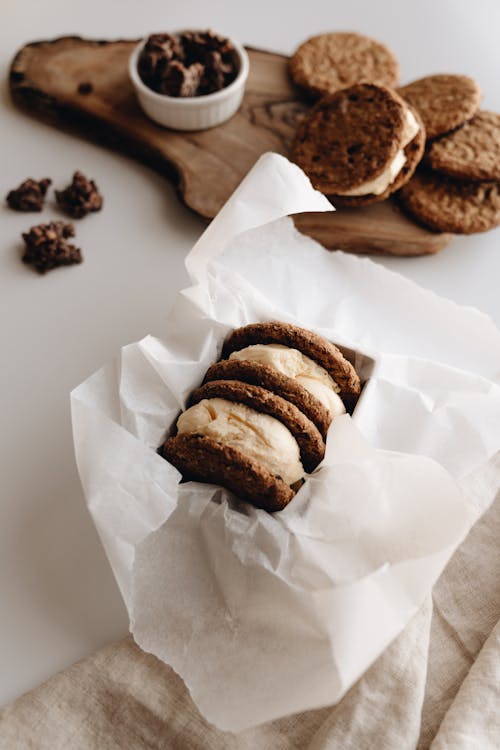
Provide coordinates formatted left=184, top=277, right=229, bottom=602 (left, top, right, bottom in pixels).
left=229, top=344, right=346, bottom=417
left=340, top=108, right=420, bottom=196
left=177, top=397, right=304, bottom=485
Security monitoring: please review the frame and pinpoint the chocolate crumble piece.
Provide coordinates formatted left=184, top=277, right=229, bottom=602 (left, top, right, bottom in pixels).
left=55, top=171, right=103, bottom=219
left=137, top=33, right=185, bottom=92
left=22, top=221, right=82, bottom=274
left=200, top=50, right=235, bottom=95
left=180, top=30, right=233, bottom=64
left=138, top=30, right=238, bottom=97
left=162, top=60, right=204, bottom=97
left=6, top=178, right=51, bottom=212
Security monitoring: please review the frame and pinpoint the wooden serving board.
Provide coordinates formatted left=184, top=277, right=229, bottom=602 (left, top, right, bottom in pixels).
left=9, top=36, right=452, bottom=256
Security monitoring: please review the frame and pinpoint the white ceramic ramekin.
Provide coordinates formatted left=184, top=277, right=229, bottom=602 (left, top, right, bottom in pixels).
left=129, top=34, right=249, bottom=131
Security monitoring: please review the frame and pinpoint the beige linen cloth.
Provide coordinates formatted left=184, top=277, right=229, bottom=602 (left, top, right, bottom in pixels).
left=1, top=458, right=499, bottom=750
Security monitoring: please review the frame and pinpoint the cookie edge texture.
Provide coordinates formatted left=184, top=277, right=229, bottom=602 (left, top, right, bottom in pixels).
left=397, top=169, right=500, bottom=234
left=162, top=434, right=295, bottom=512
left=289, top=32, right=399, bottom=100
left=222, top=322, right=361, bottom=397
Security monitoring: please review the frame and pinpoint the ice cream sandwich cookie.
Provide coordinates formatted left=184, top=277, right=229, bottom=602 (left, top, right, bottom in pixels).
left=289, top=32, right=399, bottom=100
left=161, top=323, right=361, bottom=512
left=222, top=322, right=360, bottom=399
left=162, top=434, right=295, bottom=512
left=189, top=380, right=325, bottom=473
left=398, top=74, right=481, bottom=140
left=163, top=390, right=307, bottom=512
left=204, top=359, right=332, bottom=440
left=425, top=111, right=500, bottom=182
left=291, top=84, right=425, bottom=207
left=398, top=169, right=500, bottom=234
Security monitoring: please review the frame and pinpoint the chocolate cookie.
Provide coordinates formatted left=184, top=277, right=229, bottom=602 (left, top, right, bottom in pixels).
left=204, top=359, right=332, bottom=440
left=162, top=434, right=295, bottom=512
left=291, top=84, right=423, bottom=206
left=331, top=105, right=425, bottom=208
left=222, top=322, right=360, bottom=398
left=425, top=111, right=500, bottom=181
left=398, top=169, right=500, bottom=234
left=190, top=380, right=325, bottom=473
left=399, top=74, right=481, bottom=140
left=289, top=32, right=399, bottom=100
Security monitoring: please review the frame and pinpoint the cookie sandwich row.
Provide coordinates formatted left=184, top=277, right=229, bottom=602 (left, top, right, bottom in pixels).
left=161, top=322, right=361, bottom=512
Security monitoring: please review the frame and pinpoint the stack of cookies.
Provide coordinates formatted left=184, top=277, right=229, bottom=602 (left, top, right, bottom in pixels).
left=397, top=89, right=500, bottom=234
left=161, top=322, right=361, bottom=512
left=289, top=32, right=500, bottom=236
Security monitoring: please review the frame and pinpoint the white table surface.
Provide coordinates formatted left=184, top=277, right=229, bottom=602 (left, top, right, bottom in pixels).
left=1, top=0, right=499, bottom=708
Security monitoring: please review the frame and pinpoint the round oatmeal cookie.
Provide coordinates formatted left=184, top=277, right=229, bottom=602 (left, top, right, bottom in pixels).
left=190, top=379, right=325, bottom=473
left=204, top=359, right=332, bottom=440
left=162, top=434, right=295, bottom=512
left=291, top=84, right=417, bottom=199
left=289, top=32, right=399, bottom=100
left=398, top=170, right=500, bottom=234
left=221, top=322, right=361, bottom=397
left=425, top=111, right=500, bottom=181
left=398, top=74, right=481, bottom=140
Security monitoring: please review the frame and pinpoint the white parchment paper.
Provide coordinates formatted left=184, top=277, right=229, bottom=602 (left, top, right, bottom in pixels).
left=71, top=154, right=500, bottom=731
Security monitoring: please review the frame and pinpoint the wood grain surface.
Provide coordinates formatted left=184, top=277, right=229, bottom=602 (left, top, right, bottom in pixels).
left=9, top=36, right=452, bottom=256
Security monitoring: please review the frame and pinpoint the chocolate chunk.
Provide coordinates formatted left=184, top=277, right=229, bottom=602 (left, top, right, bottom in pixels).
left=200, top=50, right=235, bottom=95
left=21, top=221, right=82, bottom=274
left=55, top=171, right=103, bottom=219
left=162, top=61, right=204, bottom=97
left=137, top=30, right=237, bottom=97
left=6, top=178, right=51, bottom=212
left=138, top=33, right=185, bottom=93
left=180, top=30, right=233, bottom=65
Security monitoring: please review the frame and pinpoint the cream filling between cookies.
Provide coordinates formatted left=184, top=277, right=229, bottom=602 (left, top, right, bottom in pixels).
left=229, top=344, right=346, bottom=417
left=177, top=397, right=304, bottom=485
left=340, top=108, right=420, bottom=196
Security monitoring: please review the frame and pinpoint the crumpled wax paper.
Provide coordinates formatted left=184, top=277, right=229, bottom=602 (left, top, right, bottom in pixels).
left=71, top=153, right=500, bottom=731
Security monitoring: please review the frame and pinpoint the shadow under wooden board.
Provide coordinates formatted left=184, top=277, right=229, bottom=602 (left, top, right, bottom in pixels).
left=9, top=36, right=452, bottom=256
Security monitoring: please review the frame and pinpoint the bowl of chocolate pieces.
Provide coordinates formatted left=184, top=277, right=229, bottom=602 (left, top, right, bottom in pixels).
left=129, top=29, right=249, bottom=131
